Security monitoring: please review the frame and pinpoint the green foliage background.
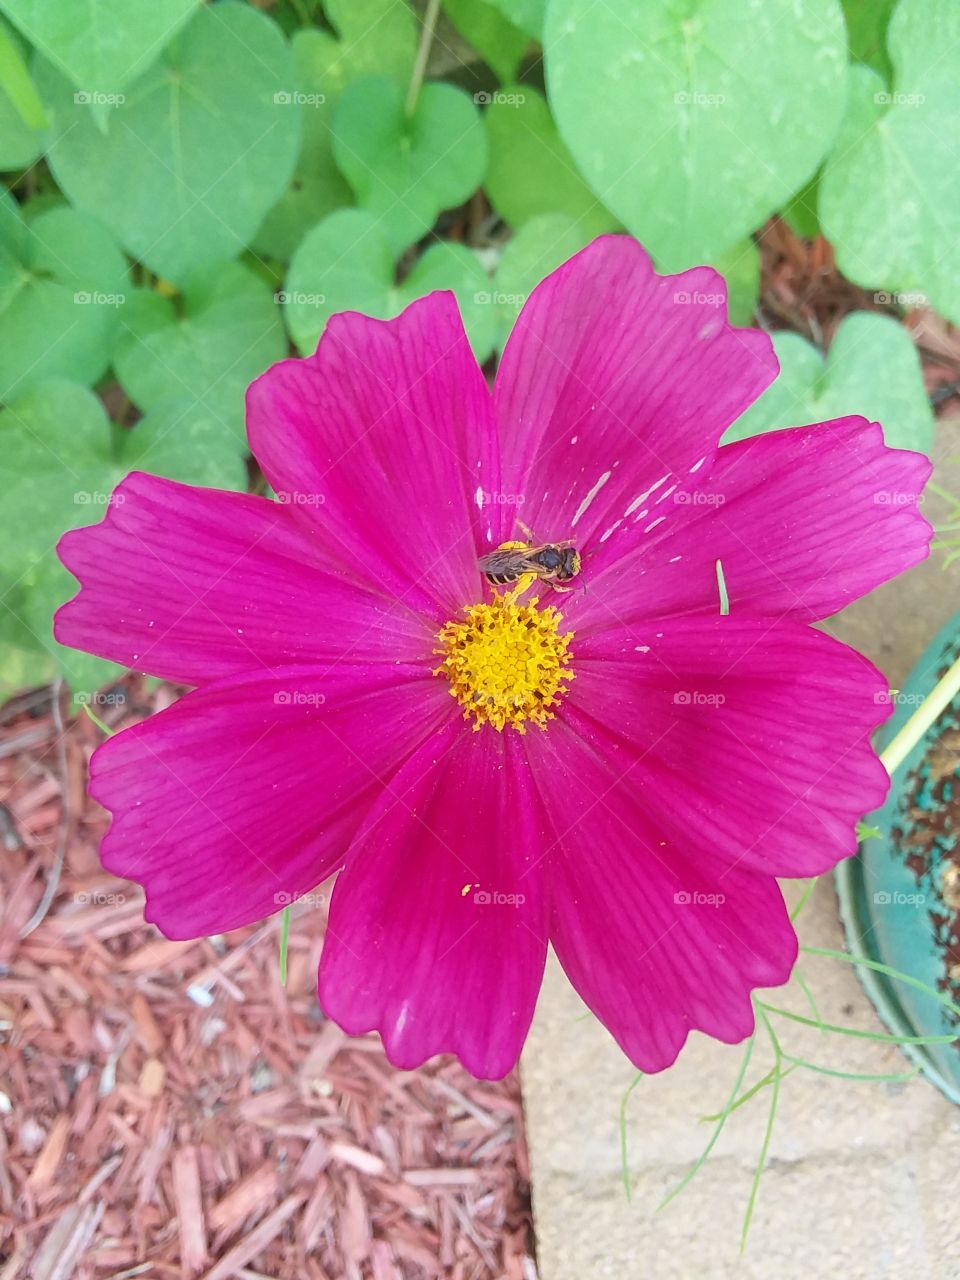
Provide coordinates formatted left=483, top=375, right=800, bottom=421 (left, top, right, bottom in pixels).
left=0, top=0, right=948, bottom=698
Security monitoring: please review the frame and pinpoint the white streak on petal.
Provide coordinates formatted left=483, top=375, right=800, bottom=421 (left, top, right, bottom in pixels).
left=571, top=470, right=612, bottom=527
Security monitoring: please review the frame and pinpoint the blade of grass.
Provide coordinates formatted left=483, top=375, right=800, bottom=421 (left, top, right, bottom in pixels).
left=618, top=1072, right=644, bottom=1201
left=278, top=906, right=291, bottom=986
left=789, top=876, right=819, bottom=922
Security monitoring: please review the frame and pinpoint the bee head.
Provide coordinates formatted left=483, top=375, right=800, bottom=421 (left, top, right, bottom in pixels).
left=559, top=547, right=581, bottom=580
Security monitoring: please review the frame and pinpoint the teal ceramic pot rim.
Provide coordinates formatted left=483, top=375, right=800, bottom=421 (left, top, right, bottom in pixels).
left=834, top=609, right=960, bottom=1105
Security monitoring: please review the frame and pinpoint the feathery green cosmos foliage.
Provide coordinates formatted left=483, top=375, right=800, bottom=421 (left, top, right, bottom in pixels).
left=0, top=0, right=946, bottom=698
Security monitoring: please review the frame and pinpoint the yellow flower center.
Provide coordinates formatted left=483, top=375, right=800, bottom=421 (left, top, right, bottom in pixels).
left=434, top=592, right=575, bottom=733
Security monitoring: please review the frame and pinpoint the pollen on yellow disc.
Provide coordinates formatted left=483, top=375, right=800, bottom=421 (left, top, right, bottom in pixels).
left=434, top=592, right=575, bottom=734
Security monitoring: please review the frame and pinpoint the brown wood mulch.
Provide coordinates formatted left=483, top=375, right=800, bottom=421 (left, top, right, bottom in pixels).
left=0, top=680, right=537, bottom=1280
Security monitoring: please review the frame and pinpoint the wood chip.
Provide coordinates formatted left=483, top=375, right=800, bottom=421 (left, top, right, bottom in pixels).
left=172, top=1145, right=207, bottom=1275
left=198, top=1192, right=306, bottom=1280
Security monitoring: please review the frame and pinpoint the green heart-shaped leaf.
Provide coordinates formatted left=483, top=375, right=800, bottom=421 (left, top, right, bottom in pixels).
left=333, top=75, right=487, bottom=253
left=442, top=0, right=529, bottom=83
left=114, top=261, right=286, bottom=449
left=254, top=0, right=418, bottom=259
left=545, top=0, right=847, bottom=269
left=0, top=581, right=56, bottom=699
left=0, top=16, right=44, bottom=167
left=0, top=0, right=199, bottom=99
left=725, top=311, right=934, bottom=455
left=284, top=208, right=495, bottom=362
left=0, top=379, right=244, bottom=693
left=37, top=2, right=300, bottom=284
left=0, top=195, right=127, bottom=399
left=485, top=85, right=617, bottom=236
left=486, top=0, right=544, bottom=40
left=820, top=0, right=960, bottom=325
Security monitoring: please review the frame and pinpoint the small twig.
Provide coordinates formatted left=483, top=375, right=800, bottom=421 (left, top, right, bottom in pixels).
left=931, top=375, right=960, bottom=408
left=20, top=678, right=70, bottom=938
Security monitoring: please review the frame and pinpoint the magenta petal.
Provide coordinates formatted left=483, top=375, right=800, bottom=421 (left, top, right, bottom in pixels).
left=526, top=721, right=797, bottom=1072
left=493, top=235, right=777, bottom=550
left=55, top=473, right=437, bottom=685
left=91, top=664, right=452, bottom=938
left=569, top=615, right=891, bottom=878
left=318, top=725, right=549, bottom=1080
left=247, top=293, right=502, bottom=618
left=575, top=418, right=932, bottom=629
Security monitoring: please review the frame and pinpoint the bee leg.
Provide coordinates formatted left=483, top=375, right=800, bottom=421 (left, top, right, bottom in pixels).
left=547, top=580, right=573, bottom=594
left=515, top=519, right=536, bottom=543
left=506, top=571, right=538, bottom=602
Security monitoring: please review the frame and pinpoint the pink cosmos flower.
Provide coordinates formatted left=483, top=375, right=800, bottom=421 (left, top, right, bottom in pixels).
left=56, top=237, right=931, bottom=1080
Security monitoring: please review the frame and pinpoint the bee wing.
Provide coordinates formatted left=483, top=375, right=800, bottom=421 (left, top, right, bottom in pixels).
left=477, top=547, right=537, bottom=574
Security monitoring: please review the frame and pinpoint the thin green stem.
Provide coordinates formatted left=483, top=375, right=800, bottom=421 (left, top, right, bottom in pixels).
left=879, top=651, right=960, bottom=776
left=405, top=0, right=442, bottom=117
left=758, top=1001, right=957, bottom=1045
left=658, top=1032, right=755, bottom=1211
left=800, top=945, right=960, bottom=1020
left=740, top=1012, right=782, bottom=1252
left=789, top=877, right=818, bottom=922
left=700, top=1063, right=796, bottom=1122
left=782, top=1054, right=919, bottom=1083
left=791, top=969, right=824, bottom=1030
left=81, top=702, right=113, bottom=736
